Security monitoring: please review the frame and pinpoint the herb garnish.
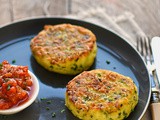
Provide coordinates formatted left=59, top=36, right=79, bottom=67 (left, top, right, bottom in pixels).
left=71, top=64, right=77, bottom=70
left=52, top=112, right=56, bottom=117
left=61, top=109, right=65, bottom=113
left=40, top=98, right=47, bottom=101
left=12, top=60, right=16, bottom=64
left=106, top=60, right=110, bottom=64
left=46, top=107, right=50, bottom=110
left=0, top=64, right=2, bottom=69
left=7, top=84, right=11, bottom=91
left=97, top=73, right=101, bottom=77
left=47, top=100, right=52, bottom=104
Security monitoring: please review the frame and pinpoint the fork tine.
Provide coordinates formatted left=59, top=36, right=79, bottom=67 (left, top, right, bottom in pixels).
left=139, top=37, right=147, bottom=62
left=137, top=37, right=152, bottom=63
left=144, top=37, right=149, bottom=62
left=148, top=37, right=152, bottom=55
left=148, top=37, right=153, bottom=63
left=137, top=36, right=144, bottom=56
left=144, top=37, right=153, bottom=64
left=140, top=37, right=145, bottom=57
left=137, top=37, right=140, bottom=53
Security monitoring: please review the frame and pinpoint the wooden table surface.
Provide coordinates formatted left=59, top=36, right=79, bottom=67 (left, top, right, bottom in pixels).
left=0, top=0, right=159, bottom=36
left=0, top=0, right=159, bottom=120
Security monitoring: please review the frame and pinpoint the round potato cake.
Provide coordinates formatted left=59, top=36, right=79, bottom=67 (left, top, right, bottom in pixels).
left=30, top=24, right=97, bottom=75
left=65, top=69, right=138, bottom=120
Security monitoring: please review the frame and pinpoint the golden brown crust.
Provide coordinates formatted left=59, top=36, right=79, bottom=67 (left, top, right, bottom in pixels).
left=30, top=24, right=97, bottom=75
left=65, top=69, right=138, bottom=120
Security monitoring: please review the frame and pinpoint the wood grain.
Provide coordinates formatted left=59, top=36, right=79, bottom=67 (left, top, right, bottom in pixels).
left=11, top=0, right=68, bottom=20
left=0, top=0, right=159, bottom=39
left=71, top=0, right=160, bottom=37
left=0, top=0, right=68, bottom=25
left=0, top=0, right=12, bottom=25
left=0, top=0, right=159, bottom=119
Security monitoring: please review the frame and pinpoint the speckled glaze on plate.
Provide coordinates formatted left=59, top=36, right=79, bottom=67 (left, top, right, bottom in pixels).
left=0, top=17, right=151, bottom=120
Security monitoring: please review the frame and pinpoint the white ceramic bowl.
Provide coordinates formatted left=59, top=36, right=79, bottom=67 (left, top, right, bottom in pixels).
left=0, top=70, right=39, bottom=115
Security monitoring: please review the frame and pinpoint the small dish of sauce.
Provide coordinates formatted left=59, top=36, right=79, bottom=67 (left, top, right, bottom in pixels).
left=0, top=60, right=39, bottom=115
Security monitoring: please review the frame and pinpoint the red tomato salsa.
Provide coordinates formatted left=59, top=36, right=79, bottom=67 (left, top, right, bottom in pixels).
left=0, top=60, right=33, bottom=110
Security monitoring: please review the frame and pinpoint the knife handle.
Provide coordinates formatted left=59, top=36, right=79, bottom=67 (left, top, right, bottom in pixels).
left=150, top=103, right=160, bottom=120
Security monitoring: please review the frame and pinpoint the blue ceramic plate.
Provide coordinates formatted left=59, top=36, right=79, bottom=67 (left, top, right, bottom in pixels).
left=0, top=17, right=151, bottom=120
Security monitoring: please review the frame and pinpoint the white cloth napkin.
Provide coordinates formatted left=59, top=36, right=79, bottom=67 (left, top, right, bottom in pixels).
left=65, top=7, right=147, bottom=48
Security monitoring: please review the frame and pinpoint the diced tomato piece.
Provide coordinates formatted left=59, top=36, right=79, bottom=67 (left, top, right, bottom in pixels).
left=0, top=60, right=33, bottom=109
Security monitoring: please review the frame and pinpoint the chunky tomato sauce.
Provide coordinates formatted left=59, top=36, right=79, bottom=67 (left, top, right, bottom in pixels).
left=0, top=60, right=33, bottom=110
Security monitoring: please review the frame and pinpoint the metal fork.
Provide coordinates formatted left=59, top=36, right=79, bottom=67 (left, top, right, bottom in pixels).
left=136, top=37, right=160, bottom=103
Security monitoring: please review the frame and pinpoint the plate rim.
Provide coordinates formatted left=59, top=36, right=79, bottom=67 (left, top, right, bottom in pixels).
left=0, top=17, right=151, bottom=120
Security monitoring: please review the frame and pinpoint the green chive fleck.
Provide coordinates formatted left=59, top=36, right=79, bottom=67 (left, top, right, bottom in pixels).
left=97, top=73, right=101, bottom=77
left=71, top=64, right=77, bottom=70
left=4, top=78, right=10, bottom=82
left=12, top=60, right=16, bottom=64
left=47, top=100, right=52, bottom=104
left=7, top=84, right=11, bottom=91
left=52, top=112, right=56, bottom=117
left=106, top=60, right=110, bottom=64
left=49, top=66, right=53, bottom=69
left=40, top=98, right=47, bottom=101
left=61, top=109, right=65, bottom=113
left=0, top=64, right=2, bottom=69
left=46, top=107, right=50, bottom=110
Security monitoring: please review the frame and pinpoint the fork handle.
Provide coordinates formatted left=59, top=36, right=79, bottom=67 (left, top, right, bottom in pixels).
left=150, top=103, right=160, bottom=120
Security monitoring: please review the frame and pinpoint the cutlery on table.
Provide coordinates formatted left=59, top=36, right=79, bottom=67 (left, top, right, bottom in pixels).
left=150, top=37, right=160, bottom=120
left=151, top=37, right=160, bottom=86
left=137, top=37, right=160, bottom=120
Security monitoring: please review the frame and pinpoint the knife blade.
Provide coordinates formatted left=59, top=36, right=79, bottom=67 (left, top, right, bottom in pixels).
left=150, top=36, right=160, bottom=120
left=151, top=37, right=160, bottom=85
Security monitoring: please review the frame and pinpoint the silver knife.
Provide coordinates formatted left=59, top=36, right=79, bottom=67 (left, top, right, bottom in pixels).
left=150, top=36, right=160, bottom=120
left=151, top=37, right=160, bottom=85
